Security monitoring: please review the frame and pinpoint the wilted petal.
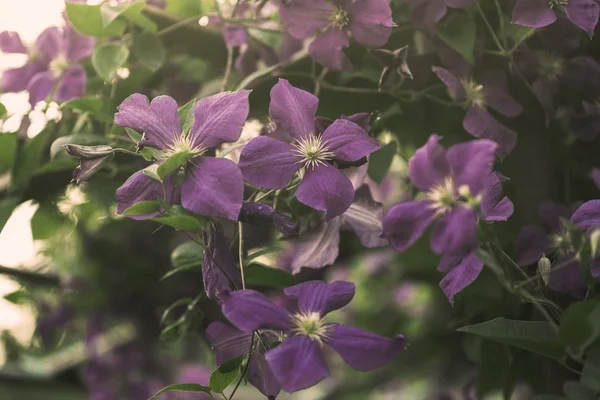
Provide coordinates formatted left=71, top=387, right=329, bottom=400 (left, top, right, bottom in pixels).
left=26, top=71, right=55, bottom=106
left=343, top=186, right=387, bottom=247
left=238, top=201, right=297, bottom=236
left=408, top=134, right=450, bottom=192
left=1, top=63, right=41, bottom=93
left=446, top=138, right=497, bottom=196
left=34, top=27, right=63, bottom=61
left=64, top=24, right=95, bottom=61
left=347, top=0, right=393, bottom=48
left=511, top=0, right=556, bottom=28
left=115, top=166, right=169, bottom=220
left=189, top=90, right=250, bottom=149
left=463, top=106, right=517, bottom=157
left=480, top=69, right=523, bottom=117
left=278, top=0, right=334, bottom=39
left=238, top=136, right=301, bottom=190
left=325, top=324, right=404, bottom=370
left=181, top=156, right=243, bottom=220
left=571, top=200, right=600, bottom=231
left=283, top=218, right=342, bottom=274
left=439, top=253, right=484, bottom=304
left=205, top=322, right=251, bottom=365
left=54, top=65, right=86, bottom=102
left=284, top=280, right=355, bottom=316
left=515, top=226, right=549, bottom=266
left=296, top=164, right=355, bottom=220
left=203, top=227, right=242, bottom=299
left=431, top=206, right=478, bottom=256
left=432, top=66, right=466, bottom=102
left=0, top=31, right=27, bottom=53
left=220, top=289, right=292, bottom=332
left=321, top=119, right=379, bottom=162
left=382, top=201, right=436, bottom=252
left=270, top=79, right=318, bottom=140
left=564, top=0, right=599, bottom=37
left=266, top=336, right=329, bottom=393
left=223, top=23, right=248, bottom=48
left=114, top=94, right=180, bottom=150
left=547, top=257, right=587, bottom=298
left=481, top=173, right=514, bottom=221
left=308, top=28, right=352, bottom=72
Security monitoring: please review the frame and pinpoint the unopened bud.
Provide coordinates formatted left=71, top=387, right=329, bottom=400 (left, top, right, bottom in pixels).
left=63, top=144, right=114, bottom=159
left=590, top=229, right=600, bottom=258
left=63, top=144, right=115, bottom=184
left=538, top=256, right=552, bottom=286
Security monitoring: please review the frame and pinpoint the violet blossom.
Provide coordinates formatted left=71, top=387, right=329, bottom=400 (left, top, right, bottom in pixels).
left=278, top=0, right=394, bottom=71
left=432, top=66, right=523, bottom=157
left=512, top=0, right=599, bottom=38
left=114, top=91, right=249, bottom=221
left=219, top=280, right=405, bottom=393
left=0, top=24, right=94, bottom=106
left=409, top=0, right=478, bottom=31
left=238, top=79, right=380, bottom=220
left=382, top=135, right=512, bottom=259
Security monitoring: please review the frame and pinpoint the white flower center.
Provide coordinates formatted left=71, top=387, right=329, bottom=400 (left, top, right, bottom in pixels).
left=49, top=53, right=69, bottom=79
left=291, top=134, right=335, bottom=170
left=549, top=0, right=568, bottom=8
left=330, top=7, right=350, bottom=30
left=290, top=311, right=332, bottom=344
left=162, top=134, right=206, bottom=159
left=461, top=78, right=486, bottom=108
left=425, top=176, right=481, bottom=216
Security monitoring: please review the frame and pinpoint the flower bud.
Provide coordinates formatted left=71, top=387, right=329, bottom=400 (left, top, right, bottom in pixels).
left=538, top=256, right=552, bottom=286
left=63, top=144, right=115, bottom=184
left=590, top=229, right=600, bottom=258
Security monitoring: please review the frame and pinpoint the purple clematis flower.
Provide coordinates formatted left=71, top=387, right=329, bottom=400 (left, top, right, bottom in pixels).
left=202, top=226, right=243, bottom=300
left=383, top=135, right=511, bottom=258
left=432, top=66, right=523, bottom=157
left=0, top=24, right=94, bottom=106
left=512, top=0, right=599, bottom=38
left=206, top=321, right=281, bottom=399
left=238, top=79, right=380, bottom=220
left=278, top=0, right=394, bottom=71
left=114, top=91, right=249, bottom=221
left=219, top=280, right=405, bottom=393
left=409, top=0, right=479, bottom=31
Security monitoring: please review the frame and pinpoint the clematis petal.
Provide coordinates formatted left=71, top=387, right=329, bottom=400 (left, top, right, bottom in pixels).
left=266, top=336, right=329, bottom=393
left=308, top=28, right=353, bottom=72
left=64, top=24, right=95, bottom=61
left=408, top=134, right=451, bottom=192
left=26, top=71, right=55, bottom=106
left=189, top=90, right=250, bottom=149
left=238, top=136, right=301, bottom=190
left=202, top=227, right=242, bottom=299
left=54, top=65, right=86, bottom=102
left=205, top=322, right=252, bottom=365
left=296, top=163, right=355, bottom=220
left=480, top=173, right=514, bottom=221
left=343, top=186, right=387, bottom=248
left=515, top=226, right=550, bottom=266
left=431, top=206, right=478, bottom=256
left=463, top=106, right=517, bottom=157
left=547, top=257, right=587, bottom=298
left=511, top=0, right=556, bottom=28
left=439, top=253, right=484, bottom=304
left=114, top=94, right=180, bottom=150
left=234, top=45, right=257, bottom=78
left=325, top=324, right=404, bottom=371
left=269, top=79, right=318, bottom=140
left=410, top=0, right=447, bottom=30
left=571, top=200, right=600, bottom=231
left=564, top=0, right=599, bottom=37
left=563, top=56, right=600, bottom=97
left=347, top=0, right=394, bottom=48
left=1, top=63, right=41, bottom=93
left=432, top=66, right=466, bottom=102
left=238, top=201, right=297, bottom=236
left=382, top=200, right=437, bottom=252
left=0, top=31, right=27, bottom=53
left=446, top=138, right=497, bottom=196
left=321, top=119, right=379, bottom=162
left=480, top=69, right=523, bottom=117
left=538, top=200, right=576, bottom=231
left=278, top=0, right=334, bottom=39
left=223, top=23, right=248, bottom=48
left=284, top=280, right=355, bottom=316
left=220, top=289, right=292, bottom=332
left=181, top=156, right=243, bottom=220
left=249, top=340, right=281, bottom=398
left=34, top=27, right=64, bottom=61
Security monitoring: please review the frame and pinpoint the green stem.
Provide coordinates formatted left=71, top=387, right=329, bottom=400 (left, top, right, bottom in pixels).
left=0, top=265, right=59, bottom=286
left=156, top=15, right=201, bottom=37
left=221, top=46, right=234, bottom=91
left=477, top=2, right=505, bottom=54
left=238, top=222, right=246, bottom=290
left=494, top=0, right=508, bottom=49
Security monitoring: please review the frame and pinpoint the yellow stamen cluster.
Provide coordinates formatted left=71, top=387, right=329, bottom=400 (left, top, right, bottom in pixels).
left=291, top=134, right=335, bottom=170
left=290, top=311, right=332, bottom=345
left=49, top=53, right=69, bottom=79
left=549, top=0, right=568, bottom=8
left=329, top=7, right=350, bottom=30
left=461, top=78, right=486, bottom=108
left=162, top=134, right=206, bottom=159
left=426, top=177, right=481, bottom=216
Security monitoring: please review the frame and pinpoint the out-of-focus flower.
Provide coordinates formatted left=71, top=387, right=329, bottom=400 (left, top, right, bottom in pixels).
left=409, top=0, right=478, bottom=31
left=512, top=0, right=599, bottom=38
left=370, top=45, right=413, bottom=90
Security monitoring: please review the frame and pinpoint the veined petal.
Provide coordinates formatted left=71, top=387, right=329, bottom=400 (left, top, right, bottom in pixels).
left=564, top=0, right=599, bottom=38
left=181, top=156, right=243, bottom=220
left=347, top=0, right=394, bottom=48
left=54, top=65, right=86, bottom=102
left=202, top=227, right=242, bottom=299
left=220, top=289, right=292, bottom=332
left=26, top=71, right=55, bottom=106
left=278, top=0, right=334, bottom=39
left=571, top=200, right=600, bottom=231
left=439, top=252, right=484, bottom=304
left=408, top=134, right=450, bottom=192
left=308, top=28, right=352, bottom=72
left=64, top=24, right=95, bottom=61
left=343, top=186, right=387, bottom=248
left=296, top=163, right=355, bottom=220
left=480, top=174, right=514, bottom=222
left=321, top=119, right=379, bottom=162
left=34, top=27, right=63, bottom=62
left=431, top=206, right=478, bottom=256
left=238, top=136, right=301, bottom=190
left=480, top=69, right=523, bottom=117
left=515, top=226, right=549, bottom=266
left=266, top=336, right=329, bottom=393
left=284, top=280, right=355, bottom=316
left=0, top=31, right=27, bottom=53
left=446, top=138, right=497, bottom=196
left=205, top=322, right=252, bottom=365
left=410, top=0, right=447, bottom=30
left=189, top=90, right=250, bottom=149
left=1, top=63, right=41, bottom=93
left=249, top=343, right=281, bottom=398
left=511, top=0, right=556, bottom=28
left=382, top=201, right=437, bottom=252
left=114, top=94, right=181, bottom=150
left=547, top=257, right=587, bottom=298
left=463, top=106, right=517, bottom=157
left=115, top=166, right=174, bottom=220
left=432, top=66, right=466, bottom=102
left=269, top=79, right=318, bottom=140
left=325, top=324, right=404, bottom=371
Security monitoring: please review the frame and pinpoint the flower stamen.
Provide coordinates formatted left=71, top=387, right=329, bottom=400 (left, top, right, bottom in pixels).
left=291, top=134, right=335, bottom=170
left=162, top=134, right=206, bottom=159
left=329, top=7, right=350, bottom=30
left=49, top=53, right=69, bottom=80
left=461, top=78, right=486, bottom=108
left=290, top=311, right=332, bottom=345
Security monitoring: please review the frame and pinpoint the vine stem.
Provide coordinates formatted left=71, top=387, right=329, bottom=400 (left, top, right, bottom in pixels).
left=238, top=222, right=246, bottom=289
left=156, top=15, right=201, bottom=37
left=221, top=46, right=234, bottom=91
left=477, top=2, right=505, bottom=54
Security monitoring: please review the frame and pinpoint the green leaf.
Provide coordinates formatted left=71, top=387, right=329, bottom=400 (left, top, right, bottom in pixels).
left=563, top=381, right=597, bottom=400
left=457, top=318, right=565, bottom=360
left=151, top=215, right=202, bottom=231
left=101, top=0, right=157, bottom=32
left=367, top=141, right=397, bottom=184
left=0, top=102, right=6, bottom=119
left=559, top=300, right=600, bottom=356
left=0, top=197, right=19, bottom=234
left=92, top=43, right=130, bottom=82
left=62, top=96, right=103, bottom=113
left=157, top=152, right=189, bottom=179
left=582, top=342, right=600, bottom=392
left=178, top=98, right=196, bottom=134
left=161, top=265, right=199, bottom=281
left=0, top=132, right=18, bottom=173
left=149, top=384, right=211, bottom=399
left=171, top=241, right=203, bottom=269
left=245, top=263, right=298, bottom=288
left=34, top=158, right=78, bottom=176
left=13, top=129, right=51, bottom=186
left=161, top=297, right=193, bottom=324
left=31, top=202, right=67, bottom=240
left=133, top=32, right=165, bottom=72
left=438, top=11, right=476, bottom=64
left=65, top=2, right=127, bottom=37
left=210, top=356, right=243, bottom=393
left=143, top=163, right=161, bottom=181
left=4, top=290, right=30, bottom=305
left=125, top=127, right=143, bottom=143
left=122, top=201, right=161, bottom=216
